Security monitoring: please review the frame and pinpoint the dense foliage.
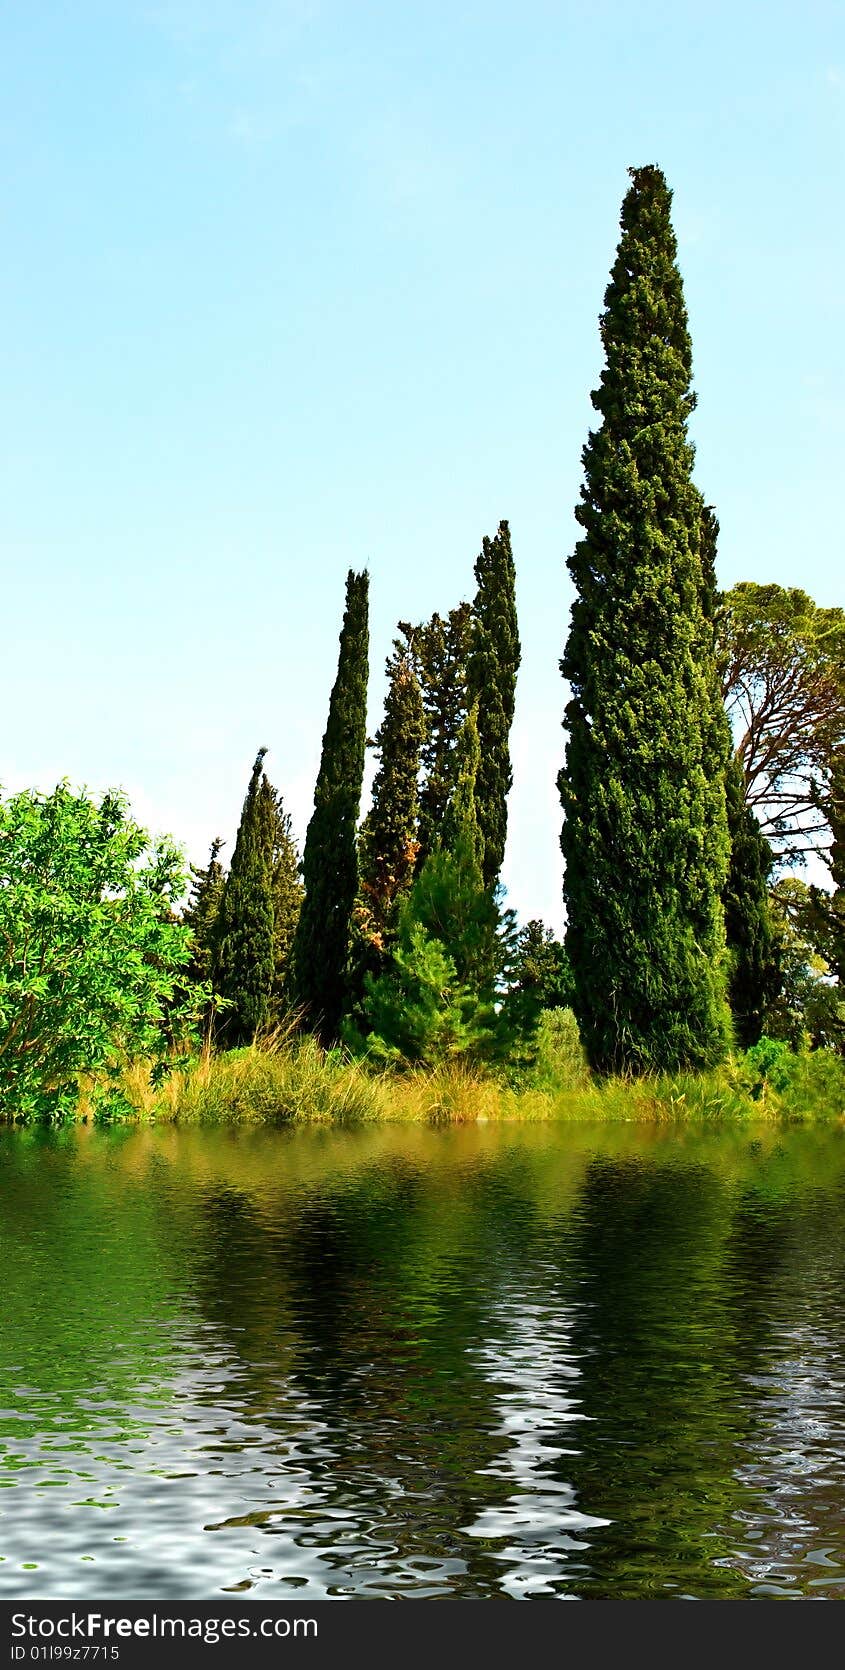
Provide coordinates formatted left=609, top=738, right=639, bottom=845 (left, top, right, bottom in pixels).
left=723, top=754, right=781, bottom=1048
left=466, top=520, right=521, bottom=888
left=212, top=749, right=275, bottom=1045
left=0, top=784, right=198, bottom=1118
left=292, top=568, right=370, bottom=1042
left=358, top=644, right=426, bottom=949
left=559, top=164, right=731, bottom=1074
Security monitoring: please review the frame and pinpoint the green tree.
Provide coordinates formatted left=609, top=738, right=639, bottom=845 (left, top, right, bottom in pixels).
left=559, top=165, right=731, bottom=1075
left=184, top=836, right=226, bottom=985
left=401, top=602, right=473, bottom=866
left=466, top=519, right=521, bottom=888
left=440, top=701, right=484, bottom=873
left=358, top=644, right=426, bottom=949
left=353, top=707, right=518, bottom=1064
left=723, top=754, right=781, bottom=1049
left=764, top=878, right=844, bottom=1051
left=0, top=783, right=198, bottom=1118
left=719, top=583, right=845, bottom=860
left=213, top=749, right=275, bottom=1046
left=510, top=919, right=575, bottom=1012
left=823, top=751, right=845, bottom=985
left=292, top=568, right=370, bottom=1042
left=257, top=775, right=303, bottom=1020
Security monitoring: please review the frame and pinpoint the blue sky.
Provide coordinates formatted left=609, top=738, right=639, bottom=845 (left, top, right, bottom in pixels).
left=1, top=0, right=843, bottom=928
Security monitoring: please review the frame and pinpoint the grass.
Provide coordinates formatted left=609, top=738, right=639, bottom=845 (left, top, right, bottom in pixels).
left=64, top=1010, right=845, bottom=1128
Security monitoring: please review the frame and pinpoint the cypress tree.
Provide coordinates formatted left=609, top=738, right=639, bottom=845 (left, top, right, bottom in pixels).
left=401, top=602, right=473, bottom=866
left=559, top=165, right=731, bottom=1074
left=723, top=752, right=781, bottom=1048
left=359, top=645, right=426, bottom=948
left=292, top=569, right=370, bottom=1041
left=184, top=836, right=226, bottom=985
left=466, top=520, right=521, bottom=888
left=440, top=701, right=484, bottom=874
left=257, top=775, right=303, bottom=1021
left=213, top=749, right=275, bottom=1045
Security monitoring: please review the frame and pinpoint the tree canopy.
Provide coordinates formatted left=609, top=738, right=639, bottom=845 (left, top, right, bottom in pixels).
left=719, top=582, right=845, bottom=861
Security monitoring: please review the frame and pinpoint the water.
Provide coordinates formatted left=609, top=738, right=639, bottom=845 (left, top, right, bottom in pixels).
left=2, top=1119, right=845, bottom=1599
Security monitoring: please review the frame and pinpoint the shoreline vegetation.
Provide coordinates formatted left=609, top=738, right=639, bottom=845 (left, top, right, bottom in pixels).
left=2, top=1013, right=840, bottom=1129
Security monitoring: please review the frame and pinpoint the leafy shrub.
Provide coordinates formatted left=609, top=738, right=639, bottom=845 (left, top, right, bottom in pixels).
left=0, top=783, right=202, bottom=1120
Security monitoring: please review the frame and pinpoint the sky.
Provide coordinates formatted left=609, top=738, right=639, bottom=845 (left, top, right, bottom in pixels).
left=1, top=0, right=843, bottom=930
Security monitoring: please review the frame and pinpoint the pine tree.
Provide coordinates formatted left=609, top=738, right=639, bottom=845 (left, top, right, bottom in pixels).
left=559, top=165, right=731, bottom=1074
left=213, top=750, right=275, bottom=1045
left=723, top=752, right=781, bottom=1049
left=292, top=569, right=370, bottom=1042
left=400, top=602, right=473, bottom=866
left=466, top=520, right=521, bottom=888
left=358, top=645, right=426, bottom=948
left=257, top=775, right=303, bottom=1021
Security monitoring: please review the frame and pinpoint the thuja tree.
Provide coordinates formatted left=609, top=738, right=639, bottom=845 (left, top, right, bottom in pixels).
left=213, top=749, right=275, bottom=1045
left=292, top=568, right=369, bottom=1042
left=466, top=519, right=521, bottom=888
left=723, top=754, right=781, bottom=1049
left=358, top=644, right=426, bottom=949
left=559, top=165, right=731, bottom=1074
left=0, top=784, right=199, bottom=1119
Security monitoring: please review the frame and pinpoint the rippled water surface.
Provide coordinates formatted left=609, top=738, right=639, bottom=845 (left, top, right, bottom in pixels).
left=2, top=1120, right=845, bottom=1599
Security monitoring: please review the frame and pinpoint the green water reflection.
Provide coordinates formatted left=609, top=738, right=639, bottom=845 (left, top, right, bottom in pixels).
left=1, top=1121, right=844, bottom=1598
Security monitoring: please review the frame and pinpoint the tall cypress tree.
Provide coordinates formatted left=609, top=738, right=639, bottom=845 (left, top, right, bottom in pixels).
left=440, top=701, right=484, bottom=874
left=466, top=520, right=521, bottom=888
left=257, top=774, right=303, bottom=1021
left=213, top=749, right=275, bottom=1045
left=400, top=602, right=473, bottom=866
left=292, top=569, right=370, bottom=1041
left=359, top=645, right=426, bottom=947
left=559, top=165, right=731, bottom=1074
left=184, top=836, right=226, bottom=985
left=723, top=752, right=781, bottom=1048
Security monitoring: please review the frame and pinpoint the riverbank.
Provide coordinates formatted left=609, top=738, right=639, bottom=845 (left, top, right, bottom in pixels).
left=59, top=1019, right=845, bottom=1126
left=2, top=1015, right=843, bottom=1128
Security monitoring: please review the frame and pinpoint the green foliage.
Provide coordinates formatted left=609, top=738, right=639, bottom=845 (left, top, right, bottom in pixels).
left=765, top=878, right=845, bottom=1051
left=400, top=602, right=473, bottom=866
left=529, top=1008, right=590, bottom=1089
left=184, top=836, right=226, bottom=986
left=351, top=915, right=503, bottom=1067
left=559, top=164, right=731, bottom=1075
left=439, top=703, right=484, bottom=874
left=719, top=582, right=845, bottom=859
left=0, top=782, right=198, bottom=1119
left=352, top=725, right=520, bottom=1066
left=510, top=919, right=575, bottom=1012
left=723, top=753, right=781, bottom=1048
left=258, top=775, right=303, bottom=1020
left=466, top=519, right=521, bottom=888
left=213, top=749, right=275, bottom=1046
left=358, top=644, right=426, bottom=948
left=292, top=568, right=370, bottom=1042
